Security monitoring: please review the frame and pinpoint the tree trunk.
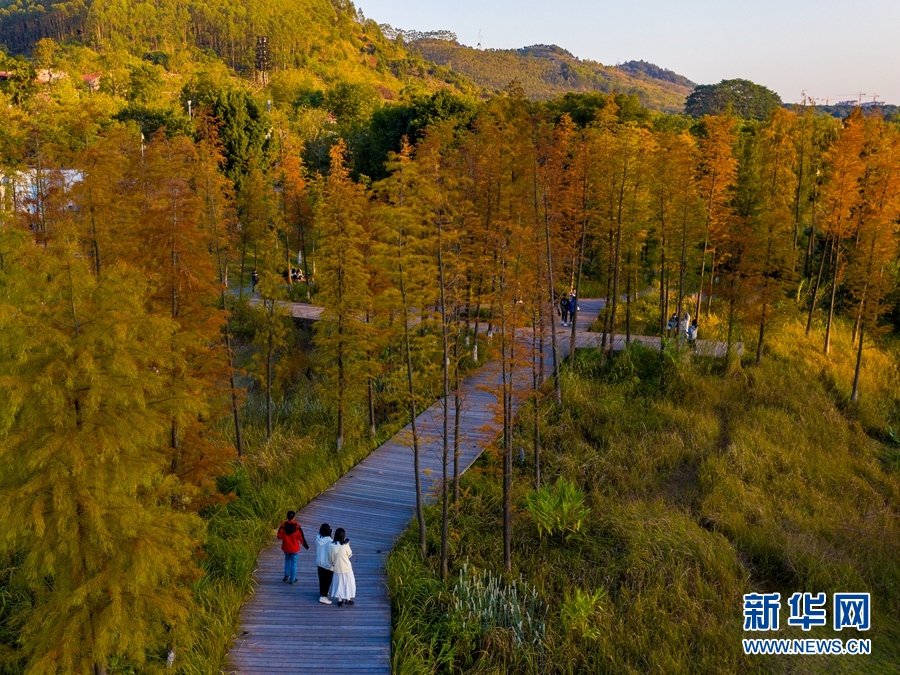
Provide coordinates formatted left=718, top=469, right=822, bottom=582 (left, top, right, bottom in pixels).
left=500, top=283, right=512, bottom=573
left=543, top=196, right=562, bottom=405
left=367, top=380, right=376, bottom=438
left=695, top=235, right=710, bottom=322
left=601, top=230, right=614, bottom=351
left=399, top=269, right=426, bottom=559
left=452, top=335, right=462, bottom=504
left=824, top=241, right=841, bottom=354
left=266, top=305, right=274, bottom=442
left=568, top=210, right=588, bottom=362
left=851, top=319, right=864, bottom=403
left=438, top=219, right=451, bottom=581
left=297, top=213, right=312, bottom=301
left=806, top=234, right=829, bottom=336
left=625, top=249, right=632, bottom=346
left=756, top=300, right=766, bottom=365
left=608, top=218, right=623, bottom=356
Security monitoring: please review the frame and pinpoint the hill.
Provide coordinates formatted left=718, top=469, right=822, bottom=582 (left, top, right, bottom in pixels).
left=0, top=0, right=472, bottom=99
left=384, top=28, right=695, bottom=112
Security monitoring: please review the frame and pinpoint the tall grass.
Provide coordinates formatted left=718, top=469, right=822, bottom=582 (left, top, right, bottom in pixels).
left=389, top=314, right=900, bottom=674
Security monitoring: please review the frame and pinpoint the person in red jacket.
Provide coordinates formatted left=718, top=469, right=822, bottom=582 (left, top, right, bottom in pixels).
left=277, top=511, right=309, bottom=584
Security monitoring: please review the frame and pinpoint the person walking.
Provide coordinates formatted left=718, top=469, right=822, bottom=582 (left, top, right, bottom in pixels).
left=680, top=312, right=691, bottom=341
left=316, top=523, right=334, bottom=604
left=277, top=511, right=309, bottom=584
left=559, top=295, right=570, bottom=327
left=666, top=312, right=678, bottom=335
left=687, top=319, right=698, bottom=350
left=251, top=268, right=259, bottom=293
left=328, top=528, right=356, bottom=607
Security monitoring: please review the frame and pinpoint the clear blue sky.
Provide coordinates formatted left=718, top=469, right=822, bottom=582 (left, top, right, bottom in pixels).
left=357, top=0, right=900, bottom=105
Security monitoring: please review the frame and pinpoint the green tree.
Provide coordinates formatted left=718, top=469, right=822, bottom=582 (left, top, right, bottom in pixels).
left=314, top=139, right=373, bottom=451
left=375, top=139, right=440, bottom=559
left=686, top=79, right=782, bottom=121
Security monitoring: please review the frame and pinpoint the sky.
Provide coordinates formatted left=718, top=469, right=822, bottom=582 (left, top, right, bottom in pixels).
left=356, top=0, right=900, bottom=104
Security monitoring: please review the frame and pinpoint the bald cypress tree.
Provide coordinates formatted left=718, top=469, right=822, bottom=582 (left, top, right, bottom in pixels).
left=0, top=236, right=201, bottom=674
left=314, top=140, right=373, bottom=451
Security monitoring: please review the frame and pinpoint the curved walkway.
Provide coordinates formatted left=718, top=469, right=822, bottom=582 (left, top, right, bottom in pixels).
left=226, top=300, right=729, bottom=673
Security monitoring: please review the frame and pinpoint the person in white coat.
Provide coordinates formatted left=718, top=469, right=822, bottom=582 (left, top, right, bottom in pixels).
left=328, top=527, right=356, bottom=607
left=315, top=523, right=334, bottom=605
left=680, top=312, right=691, bottom=341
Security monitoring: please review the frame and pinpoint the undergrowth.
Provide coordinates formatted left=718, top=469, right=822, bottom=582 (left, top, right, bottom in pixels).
left=388, top=316, right=900, bottom=674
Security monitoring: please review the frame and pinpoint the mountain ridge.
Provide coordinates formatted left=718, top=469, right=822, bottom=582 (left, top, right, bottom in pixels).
left=381, top=26, right=695, bottom=112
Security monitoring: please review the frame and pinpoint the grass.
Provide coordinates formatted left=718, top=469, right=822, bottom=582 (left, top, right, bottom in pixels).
left=388, top=314, right=900, bottom=674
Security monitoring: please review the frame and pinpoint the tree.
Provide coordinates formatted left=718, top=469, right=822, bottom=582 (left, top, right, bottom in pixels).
left=846, top=119, right=900, bottom=402
left=138, top=132, right=234, bottom=501
left=252, top=264, right=293, bottom=443
left=375, top=139, right=438, bottom=560
left=695, top=114, right=738, bottom=324
left=650, top=130, right=700, bottom=341
left=195, top=112, right=245, bottom=456
left=0, top=236, right=200, bottom=674
left=314, top=139, right=372, bottom=451
left=817, top=111, right=866, bottom=353
left=32, top=38, right=59, bottom=74
left=743, top=108, right=798, bottom=363
left=685, top=79, right=782, bottom=121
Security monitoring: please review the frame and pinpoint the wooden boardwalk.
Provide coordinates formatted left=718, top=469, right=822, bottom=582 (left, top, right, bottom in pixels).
left=226, top=299, right=730, bottom=674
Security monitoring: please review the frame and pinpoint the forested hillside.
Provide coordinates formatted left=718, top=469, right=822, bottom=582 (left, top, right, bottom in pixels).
left=0, top=0, right=472, bottom=96
left=390, top=29, right=694, bottom=111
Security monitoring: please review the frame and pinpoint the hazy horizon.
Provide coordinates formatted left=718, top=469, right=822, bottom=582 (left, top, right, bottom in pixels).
left=358, top=0, right=900, bottom=105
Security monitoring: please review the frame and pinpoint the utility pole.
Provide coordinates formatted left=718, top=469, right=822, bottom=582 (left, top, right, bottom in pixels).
left=256, top=36, right=270, bottom=86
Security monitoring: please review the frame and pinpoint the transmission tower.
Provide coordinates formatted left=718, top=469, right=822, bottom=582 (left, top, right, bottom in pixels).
left=255, top=36, right=270, bottom=86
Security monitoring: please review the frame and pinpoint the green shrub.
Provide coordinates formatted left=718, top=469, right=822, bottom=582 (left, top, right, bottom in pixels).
left=559, top=587, right=606, bottom=641
left=525, top=479, right=590, bottom=540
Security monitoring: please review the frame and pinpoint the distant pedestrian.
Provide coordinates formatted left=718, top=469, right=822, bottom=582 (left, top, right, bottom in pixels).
left=328, top=528, right=356, bottom=607
left=316, top=523, right=334, bottom=605
left=559, top=295, right=570, bottom=326
left=277, top=511, right=309, bottom=584
left=687, top=319, right=698, bottom=349
left=251, top=268, right=259, bottom=292
left=666, top=312, right=678, bottom=334
left=680, top=312, right=691, bottom=340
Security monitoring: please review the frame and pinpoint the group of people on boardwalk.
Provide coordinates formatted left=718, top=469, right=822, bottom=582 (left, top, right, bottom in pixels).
left=277, top=512, right=356, bottom=607
left=558, top=290, right=578, bottom=327
left=667, top=311, right=698, bottom=347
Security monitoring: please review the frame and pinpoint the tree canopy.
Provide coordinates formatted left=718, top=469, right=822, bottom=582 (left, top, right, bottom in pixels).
left=685, top=78, right=782, bottom=120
